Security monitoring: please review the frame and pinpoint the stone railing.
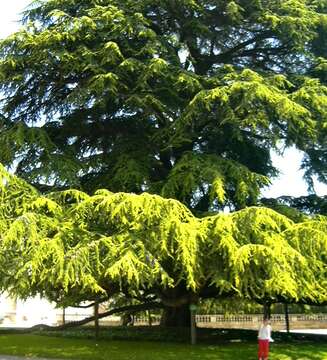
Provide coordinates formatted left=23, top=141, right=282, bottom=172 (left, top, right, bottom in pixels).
left=133, top=313, right=327, bottom=330
left=10, top=311, right=324, bottom=329
left=194, top=314, right=327, bottom=330
left=196, top=314, right=327, bottom=323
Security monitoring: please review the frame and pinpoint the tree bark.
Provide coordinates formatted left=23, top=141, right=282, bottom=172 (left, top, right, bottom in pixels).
left=284, top=303, right=290, bottom=333
left=62, top=308, right=65, bottom=325
left=94, top=301, right=99, bottom=339
left=263, top=302, right=271, bottom=319
left=190, top=309, right=197, bottom=345
left=147, top=310, right=152, bottom=326
left=160, top=304, right=191, bottom=327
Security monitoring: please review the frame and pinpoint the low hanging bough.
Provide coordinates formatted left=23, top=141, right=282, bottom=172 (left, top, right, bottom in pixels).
left=0, top=164, right=326, bottom=328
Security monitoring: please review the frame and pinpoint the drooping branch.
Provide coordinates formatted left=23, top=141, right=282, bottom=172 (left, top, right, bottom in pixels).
left=31, top=302, right=164, bottom=331
left=0, top=166, right=326, bottom=320
left=71, top=297, right=109, bottom=309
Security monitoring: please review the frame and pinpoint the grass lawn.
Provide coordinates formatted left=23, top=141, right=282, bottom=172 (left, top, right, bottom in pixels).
left=0, top=335, right=326, bottom=360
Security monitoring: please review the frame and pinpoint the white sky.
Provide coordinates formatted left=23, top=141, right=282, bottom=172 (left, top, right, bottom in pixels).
left=262, top=147, right=327, bottom=198
left=0, top=1, right=31, bottom=39
left=1, top=1, right=327, bottom=199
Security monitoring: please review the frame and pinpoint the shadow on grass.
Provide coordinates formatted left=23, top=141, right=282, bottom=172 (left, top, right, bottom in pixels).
left=0, top=335, right=326, bottom=360
left=270, top=343, right=327, bottom=360
left=0, top=328, right=326, bottom=360
left=29, top=326, right=327, bottom=344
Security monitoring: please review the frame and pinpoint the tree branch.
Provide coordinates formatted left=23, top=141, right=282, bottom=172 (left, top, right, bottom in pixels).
left=30, top=302, right=164, bottom=331
left=72, top=297, right=109, bottom=309
left=216, top=31, right=274, bottom=61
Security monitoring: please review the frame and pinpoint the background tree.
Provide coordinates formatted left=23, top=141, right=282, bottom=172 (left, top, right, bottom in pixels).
left=0, top=166, right=325, bottom=327
left=261, top=195, right=327, bottom=217
left=0, top=0, right=326, bottom=214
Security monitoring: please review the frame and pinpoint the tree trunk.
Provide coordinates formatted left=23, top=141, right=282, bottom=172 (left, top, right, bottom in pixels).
left=263, top=302, right=271, bottom=319
left=94, top=301, right=99, bottom=339
left=190, top=309, right=197, bottom=345
left=160, top=304, right=191, bottom=327
left=284, top=303, right=290, bottom=333
left=62, top=308, right=65, bottom=325
left=147, top=310, right=152, bottom=326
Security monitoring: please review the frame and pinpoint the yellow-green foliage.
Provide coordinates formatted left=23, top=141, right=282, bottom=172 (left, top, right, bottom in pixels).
left=0, top=167, right=325, bottom=306
left=0, top=163, right=37, bottom=219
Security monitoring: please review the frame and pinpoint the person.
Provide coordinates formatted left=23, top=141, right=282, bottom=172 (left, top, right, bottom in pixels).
left=258, top=317, right=274, bottom=360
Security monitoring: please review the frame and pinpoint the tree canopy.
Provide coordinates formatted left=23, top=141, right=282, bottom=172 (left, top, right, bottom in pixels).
left=0, top=0, right=326, bottom=328
left=0, top=0, right=326, bottom=212
left=261, top=194, right=327, bottom=217
left=0, top=165, right=325, bottom=317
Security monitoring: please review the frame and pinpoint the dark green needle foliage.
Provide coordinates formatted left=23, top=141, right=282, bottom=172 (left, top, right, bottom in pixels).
left=0, top=0, right=326, bottom=213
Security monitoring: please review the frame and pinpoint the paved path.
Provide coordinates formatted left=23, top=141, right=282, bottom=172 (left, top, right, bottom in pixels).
left=287, top=329, right=327, bottom=335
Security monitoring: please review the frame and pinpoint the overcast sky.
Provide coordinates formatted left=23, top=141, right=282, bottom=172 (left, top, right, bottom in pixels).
left=1, top=0, right=326, bottom=198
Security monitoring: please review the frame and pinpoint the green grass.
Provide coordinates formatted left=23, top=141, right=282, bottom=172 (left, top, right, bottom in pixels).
left=32, top=325, right=327, bottom=344
left=0, top=334, right=326, bottom=360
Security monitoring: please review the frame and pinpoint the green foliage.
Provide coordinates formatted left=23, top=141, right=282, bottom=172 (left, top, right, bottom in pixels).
left=0, top=0, right=326, bottom=212
left=0, top=0, right=326, bottom=316
left=0, top=168, right=325, bottom=308
left=0, top=163, right=37, bottom=219
left=161, top=152, right=270, bottom=210
left=261, top=195, right=327, bottom=220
